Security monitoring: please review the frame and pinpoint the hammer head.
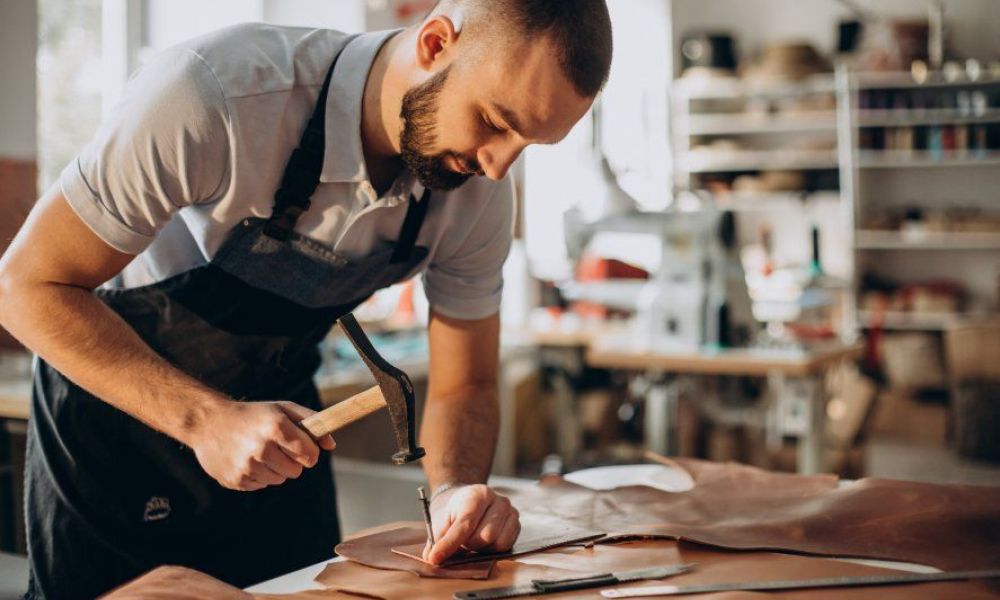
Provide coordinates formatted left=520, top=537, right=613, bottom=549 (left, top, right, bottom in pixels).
left=338, top=314, right=425, bottom=464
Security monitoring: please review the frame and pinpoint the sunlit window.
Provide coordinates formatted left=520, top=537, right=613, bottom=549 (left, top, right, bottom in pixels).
left=36, top=0, right=103, bottom=190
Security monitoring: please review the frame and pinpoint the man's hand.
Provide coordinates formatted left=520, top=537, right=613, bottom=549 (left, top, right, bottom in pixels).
left=422, top=484, right=520, bottom=564
left=185, top=400, right=336, bottom=491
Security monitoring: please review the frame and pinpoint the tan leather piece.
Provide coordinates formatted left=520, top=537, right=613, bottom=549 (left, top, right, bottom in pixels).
left=99, top=565, right=252, bottom=599
left=390, top=515, right=605, bottom=566
left=334, top=524, right=496, bottom=579
left=312, top=539, right=1000, bottom=599
left=507, top=458, right=1000, bottom=571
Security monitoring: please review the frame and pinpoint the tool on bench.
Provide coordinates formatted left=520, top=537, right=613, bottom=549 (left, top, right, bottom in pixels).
left=600, top=568, right=1000, bottom=597
left=453, top=564, right=695, bottom=599
left=298, top=313, right=425, bottom=464
left=418, top=486, right=436, bottom=545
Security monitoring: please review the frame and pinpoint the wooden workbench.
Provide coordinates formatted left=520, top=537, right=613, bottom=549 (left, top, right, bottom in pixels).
left=586, top=340, right=863, bottom=377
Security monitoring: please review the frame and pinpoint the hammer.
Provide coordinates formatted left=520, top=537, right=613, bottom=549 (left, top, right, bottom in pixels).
left=298, top=313, right=426, bottom=465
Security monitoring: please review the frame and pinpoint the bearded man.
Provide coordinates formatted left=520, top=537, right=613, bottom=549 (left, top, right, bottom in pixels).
left=0, top=1, right=613, bottom=598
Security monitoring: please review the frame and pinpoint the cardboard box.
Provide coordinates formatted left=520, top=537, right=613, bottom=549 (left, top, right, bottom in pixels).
left=945, top=319, right=1000, bottom=383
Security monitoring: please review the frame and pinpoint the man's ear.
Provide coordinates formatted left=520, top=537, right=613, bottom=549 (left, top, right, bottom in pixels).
left=415, top=15, right=460, bottom=72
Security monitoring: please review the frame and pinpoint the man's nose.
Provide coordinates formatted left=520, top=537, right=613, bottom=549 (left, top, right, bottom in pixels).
left=478, top=142, right=524, bottom=181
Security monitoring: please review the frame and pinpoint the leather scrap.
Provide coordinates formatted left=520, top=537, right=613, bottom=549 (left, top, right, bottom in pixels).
left=390, top=514, right=605, bottom=566
left=508, top=457, right=1000, bottom=571
left=334, top=524, right=496, bottom=580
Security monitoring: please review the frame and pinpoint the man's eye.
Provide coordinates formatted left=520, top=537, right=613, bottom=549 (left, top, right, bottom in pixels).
left=482, top=115, right=504, bottom=133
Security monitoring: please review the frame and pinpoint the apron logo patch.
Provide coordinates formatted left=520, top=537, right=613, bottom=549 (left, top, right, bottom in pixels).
left=142, top=496, right=171, bottom=522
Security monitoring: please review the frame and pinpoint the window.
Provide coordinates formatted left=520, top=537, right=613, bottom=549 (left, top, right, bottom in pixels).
left=36, top=0, right=102, bottom=190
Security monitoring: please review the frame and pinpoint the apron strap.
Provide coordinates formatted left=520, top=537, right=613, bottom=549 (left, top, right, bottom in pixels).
left=265, top=33, right=434, bottom=265
left=265, top=36, right=358, bottom=241
left=390, top=186, right=432, bottom=264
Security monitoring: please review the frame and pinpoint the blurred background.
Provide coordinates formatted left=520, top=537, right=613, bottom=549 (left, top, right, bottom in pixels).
left=1, top=0, right=999, bottom=561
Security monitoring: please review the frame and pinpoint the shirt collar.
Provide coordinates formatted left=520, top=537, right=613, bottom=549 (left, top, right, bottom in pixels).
left=320, top=29, right=402, bottom=185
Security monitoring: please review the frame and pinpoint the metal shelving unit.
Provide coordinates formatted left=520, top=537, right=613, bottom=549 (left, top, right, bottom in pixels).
left=836, top=66, right=1000, bottom=338
left=671, top=68, right=1000, bottom=343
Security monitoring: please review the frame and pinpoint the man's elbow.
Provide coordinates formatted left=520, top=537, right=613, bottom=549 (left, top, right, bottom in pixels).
left=0, top=265, right=20, bottom=330
left=0, top=262, right=34, bottom=333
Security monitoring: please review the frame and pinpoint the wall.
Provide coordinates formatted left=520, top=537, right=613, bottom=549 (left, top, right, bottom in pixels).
left=0, top=1, right=39, bottom=350
left=0, top=1, right=38, bottom=160
left=261, top=0, right=365, bottom=31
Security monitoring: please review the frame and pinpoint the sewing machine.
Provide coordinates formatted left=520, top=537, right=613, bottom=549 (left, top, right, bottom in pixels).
left=561, top=202, right=758, bottom=351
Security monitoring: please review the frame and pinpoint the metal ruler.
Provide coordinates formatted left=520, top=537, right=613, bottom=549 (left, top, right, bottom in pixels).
left=600, top=568, right=1000, bottom=597
left=453, top=564, right=695, bottom=599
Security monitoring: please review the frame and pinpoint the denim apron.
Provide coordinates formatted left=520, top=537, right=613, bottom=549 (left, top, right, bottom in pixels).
left=24, top=37, right=432, bottom=600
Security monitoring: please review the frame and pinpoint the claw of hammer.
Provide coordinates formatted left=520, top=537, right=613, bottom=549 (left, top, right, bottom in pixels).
left=298, top=313, right=426, bottom=465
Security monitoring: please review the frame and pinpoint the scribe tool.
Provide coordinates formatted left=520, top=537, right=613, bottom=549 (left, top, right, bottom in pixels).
left=418, top=486, right=435, bottom=546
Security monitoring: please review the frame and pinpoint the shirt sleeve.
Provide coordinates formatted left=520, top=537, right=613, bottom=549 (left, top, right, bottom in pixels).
left=422, top=177, right=515, bottom=320
left=59, top=48, right=231, bottom=254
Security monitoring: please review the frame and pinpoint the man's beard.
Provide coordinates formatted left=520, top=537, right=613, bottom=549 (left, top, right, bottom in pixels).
left=399, top=66, right=481, bottom=191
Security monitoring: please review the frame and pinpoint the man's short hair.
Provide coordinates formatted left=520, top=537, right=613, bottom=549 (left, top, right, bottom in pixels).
left=442, top=0, right=613, bottom=97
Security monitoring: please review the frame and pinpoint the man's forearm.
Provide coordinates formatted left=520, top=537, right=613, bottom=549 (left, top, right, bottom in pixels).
left=0, top=280, right=224, bottom=444
left=420, top=384, right=499, bottom=490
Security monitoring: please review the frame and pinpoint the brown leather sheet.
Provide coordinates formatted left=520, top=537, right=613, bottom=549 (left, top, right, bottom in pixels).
left=506, top=458, right=1000, bottom=571
left=313, top=539, right=1000, bottom=600
left=102, top=459, right=1000, bottom=599
left=100, top=540, right=1000, bottom=599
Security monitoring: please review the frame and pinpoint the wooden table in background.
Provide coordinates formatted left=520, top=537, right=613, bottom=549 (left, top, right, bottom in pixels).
left=587, top=335, right=864, bottom=474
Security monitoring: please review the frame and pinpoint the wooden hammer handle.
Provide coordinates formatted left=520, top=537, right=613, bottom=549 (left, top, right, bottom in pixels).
left=299, top=385, right=387, bottom=439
